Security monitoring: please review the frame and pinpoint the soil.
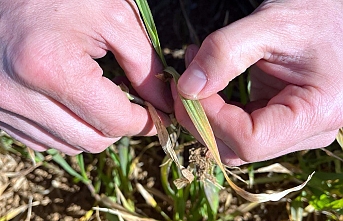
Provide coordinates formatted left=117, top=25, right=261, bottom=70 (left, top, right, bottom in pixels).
left=0, top=146, right=94, bottom=221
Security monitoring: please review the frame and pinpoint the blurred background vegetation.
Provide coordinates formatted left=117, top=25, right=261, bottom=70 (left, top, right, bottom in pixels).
left=1, top=0, right=343, bottom=220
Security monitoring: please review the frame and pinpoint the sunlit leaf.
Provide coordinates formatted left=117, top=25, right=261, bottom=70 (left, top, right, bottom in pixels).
left=254, top=163, right=293, bottom=175
left=134, top=0, right=167, bottom=67
left=79, top=209, right=94, bottom=221
left=310, top=194, right=343, bottom=211
left=336, top=128, right=343, bottom=150
left=0, top=201, right=45, bottom=221
left=46, top=149, right=88, bottom=183
left=136, top=183, right=157, bottom=208
left=203, top=178, right=220, bottom=212
left=26, top=147, right=36, bottom=166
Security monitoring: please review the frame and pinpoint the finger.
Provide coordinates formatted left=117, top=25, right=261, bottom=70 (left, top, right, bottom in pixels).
left=175, top=44, right=245, bottom=164
left=0, top=118, right=81, bottom=155
left=0, top=102, right=118, bottom=154
left=11, top=34, right=159, bottom=139
left=172, top=82, right=247, bottom=165
left=177, top=2, right=319, bottom=100
left=219, top=130, right=336, bottom=166
left=199, top=88, right=339, bottom=163
left=262, top=130, right=337, bottom=159
left=185, top=45, right=199, bottom=68
left=8, top=0, right=171, bottom=140
left=3, top=108, right=119, bottom=154
left=215, top=138, right=248, bottom=166
left=220, top=130, right=337, bottom=166
left=101, top=0, right=173, bottom=113
left=172, top=44, right=202, bottom=141
left=177, top=13, right=267, bottom=99
left=249, top=64, right=288, bottom=101
left=177, top=92, right=337, bottom=165
left=1, top=74, right=122, bottom=153
left=174, top=87, right=337, bottom=166
left=1, top=123, right=49, bottom=153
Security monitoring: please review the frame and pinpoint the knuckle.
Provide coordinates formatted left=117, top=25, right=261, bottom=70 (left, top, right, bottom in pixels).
left=202, top=30, right=230, bottom=63
left=11, top=37, right=54, bottom=85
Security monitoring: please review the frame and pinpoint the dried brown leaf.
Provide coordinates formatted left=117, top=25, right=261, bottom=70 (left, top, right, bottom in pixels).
left=145, top=101, right=194, bottom=185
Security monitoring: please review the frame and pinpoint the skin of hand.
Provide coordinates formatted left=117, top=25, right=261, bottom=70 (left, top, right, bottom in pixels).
left=174, top=0, right=343, bottom=166
left=0, top=0, right=172, bottom=155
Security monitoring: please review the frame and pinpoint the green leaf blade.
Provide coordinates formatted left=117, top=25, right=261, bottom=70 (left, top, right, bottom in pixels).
left=135, top=0, right=167, bottom=67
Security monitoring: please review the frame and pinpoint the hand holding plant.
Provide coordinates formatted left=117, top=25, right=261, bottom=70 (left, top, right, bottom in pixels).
left=0, top=0, right=172, bottom=154
left=176, top=0, right=343, bottom=166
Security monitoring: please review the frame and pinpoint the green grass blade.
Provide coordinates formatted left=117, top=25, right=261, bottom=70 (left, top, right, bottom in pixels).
left=117, top=137, right=130, bottom=177
left=47, top=149, right=89, bottom=183
left=76, top=153, right=88, bottom=179
left=164, top=67, right=218, bottom=156
left=135, top=0, right=167, bottom=67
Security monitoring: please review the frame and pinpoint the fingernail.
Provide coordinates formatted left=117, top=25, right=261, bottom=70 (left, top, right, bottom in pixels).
left=178, top=63, right=207, bottom=99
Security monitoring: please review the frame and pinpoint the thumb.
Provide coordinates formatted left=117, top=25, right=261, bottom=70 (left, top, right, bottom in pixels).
left=177, top=9, right=275, bottom=99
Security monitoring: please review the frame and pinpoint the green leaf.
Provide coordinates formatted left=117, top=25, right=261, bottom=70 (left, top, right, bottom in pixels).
left=134, top=0, right=167, bottom=67
left=76, top=153, right=88, bottom=179
left=203, top=179, right=220, bottom=214
left=47, top=149, right=89, bottom=183
left=118, top=137, right=130, bottom=177
left=310, top=194, right=343, bottom=211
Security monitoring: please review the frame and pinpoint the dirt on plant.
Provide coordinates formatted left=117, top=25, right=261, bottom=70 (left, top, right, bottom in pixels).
left=0, top=0, right=334, bottom=221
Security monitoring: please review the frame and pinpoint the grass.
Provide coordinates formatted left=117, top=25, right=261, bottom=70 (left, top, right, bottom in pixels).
left=1, top=0, right=343, bottom=220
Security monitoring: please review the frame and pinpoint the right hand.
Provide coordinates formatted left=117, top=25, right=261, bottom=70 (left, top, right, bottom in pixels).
left=175, top=0, right=343, bottom=165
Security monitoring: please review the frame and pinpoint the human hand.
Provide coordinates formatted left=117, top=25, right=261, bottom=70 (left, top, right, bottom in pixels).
left=0, top=0, right=172, bottom=155
left=174, top=0, right=343, bottom=166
